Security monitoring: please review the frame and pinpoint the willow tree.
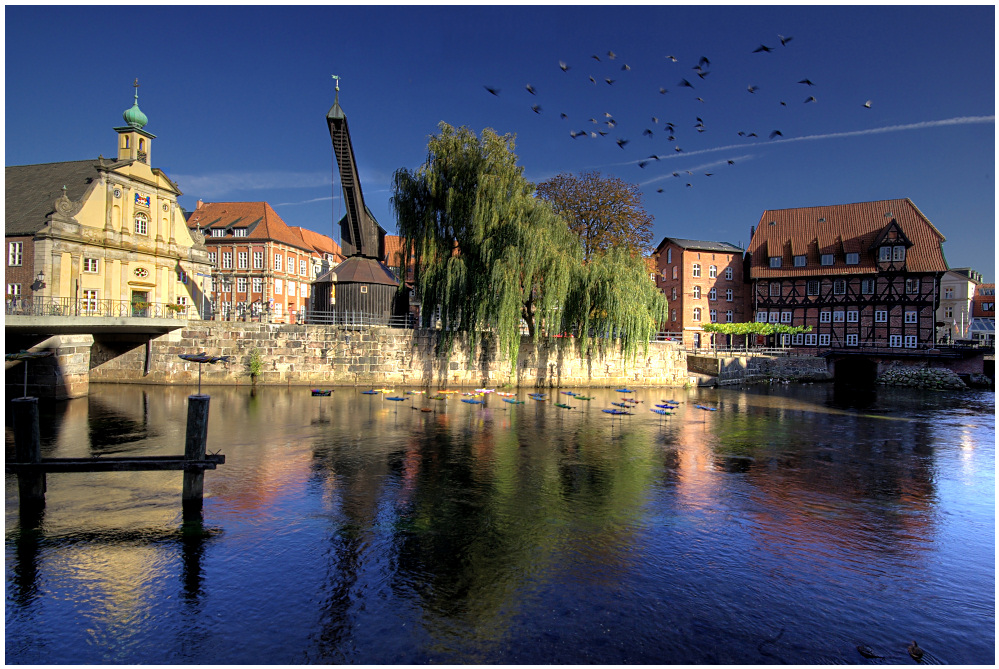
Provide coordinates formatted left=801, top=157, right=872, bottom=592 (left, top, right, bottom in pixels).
left=391, top=123, right=581, bottom=364
left=564, top=245, right=669, bottom=359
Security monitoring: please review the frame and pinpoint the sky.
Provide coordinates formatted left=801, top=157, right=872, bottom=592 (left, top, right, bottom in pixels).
left=5, top=3, right=996, bottom=282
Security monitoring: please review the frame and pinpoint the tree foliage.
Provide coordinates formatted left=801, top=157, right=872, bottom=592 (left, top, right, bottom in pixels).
left=535, top=171, right=654, bottom=262
left=391, top=123, right=668, bottom=366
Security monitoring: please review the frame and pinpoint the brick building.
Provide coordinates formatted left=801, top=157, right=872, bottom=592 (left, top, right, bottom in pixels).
left=186, top=201, right=334, bottom=323
left=654, top=237, right=746, bottom=348
left=746, top=198, right=948, bottom=349
left=969, top=283, right=995, bottom=344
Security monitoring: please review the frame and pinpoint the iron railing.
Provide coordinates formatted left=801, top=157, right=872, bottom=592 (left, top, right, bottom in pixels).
left=5, top=297, right=198, bottom=320
left=303, top=310, right=417, bottom=329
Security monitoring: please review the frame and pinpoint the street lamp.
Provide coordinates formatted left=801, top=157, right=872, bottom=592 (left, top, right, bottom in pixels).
left=32, top=270, right=45, bottom=290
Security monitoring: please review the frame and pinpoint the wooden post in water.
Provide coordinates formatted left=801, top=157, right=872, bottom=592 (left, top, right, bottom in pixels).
left=182, top=394, right=211, bottom=509
left=12, top=397, right=45, bottom=510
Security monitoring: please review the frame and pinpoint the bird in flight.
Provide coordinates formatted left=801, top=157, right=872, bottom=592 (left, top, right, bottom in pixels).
left=605, top=78, right=615, bottom=85
left=484, top=86, right=500, bottom=96
left=570, top=129, right=587, bottom=139
left=560, top=112, right=568, bottom=120
left=798, top=78, right=815, bottom=86
left=607, top=50, right=617, bottom=60
left=589, top=76, right=597, bottom=84
left=804, top=96, right=817, bottom=103
left=638, top=160, right=649, bottom=168
left=698, top=56, right=711, bottom=68
left=531, top=105, right=542, bottom=114
left=727, top=160, right=735, bottom=165
left=753, top=44, right=774, bottom=53
left=617, top=138, right=630, bottom=149
left=679, top=78, right=695, bottom=89
left=747, top=85, right=759, bottom=93
left=621, top=63, right=631, bottom=71
left=659, top=87, right=668, bottom=94
left=559, top=60, right=570, bottom=72
left=643, top=129, right=654, bottom=138
left=666, top=55, right=677, bottom=62
left=769, top=130, right=783, bottom=139
left=863, top=100, right=872, bottom=108
left=591, top=54, right=601, bottom=62
left=779, top=34, right=793, bottom=46
left=526, top=84, right=537, bottom=95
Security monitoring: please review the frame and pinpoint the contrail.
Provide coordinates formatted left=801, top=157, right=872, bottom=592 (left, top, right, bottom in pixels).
left=610, top=115, right=995, bottom=168
left=274, top=195, right=338, bottom=207
left=640, top=155, right=755, bottom=186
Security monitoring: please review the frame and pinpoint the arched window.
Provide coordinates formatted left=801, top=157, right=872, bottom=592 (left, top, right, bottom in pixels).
left=693, top=285, right=701, bottom=299
left=139, top=138, right=145, bottom=151
left=692, top=263, right=701, bottom=277
left=123, top=136, right=129, bottom=149
left=709, top=265, right=717, bottom=278
left=134, top=212, right=148, bottom=235
left=693, top=307, right=702, bottom=321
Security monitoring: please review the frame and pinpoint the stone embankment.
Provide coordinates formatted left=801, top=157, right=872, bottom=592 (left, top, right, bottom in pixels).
left=90, top=322, right=690, bottom=388
left=876, top=365, right=968, bottom=390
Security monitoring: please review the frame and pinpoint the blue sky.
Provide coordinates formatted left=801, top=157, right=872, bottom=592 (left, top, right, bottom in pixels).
left=5, top=4, right=995, bottom=281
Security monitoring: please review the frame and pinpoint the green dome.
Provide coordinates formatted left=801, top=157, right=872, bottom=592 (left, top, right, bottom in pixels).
left=122, top=95, right=148, bottom=129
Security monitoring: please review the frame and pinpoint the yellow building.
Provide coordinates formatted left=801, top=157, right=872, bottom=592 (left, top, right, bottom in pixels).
left=5, top=81, right=212, bottom=317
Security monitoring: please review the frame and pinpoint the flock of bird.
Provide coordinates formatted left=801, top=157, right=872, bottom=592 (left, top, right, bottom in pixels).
left=483, top=33, right=874, bottom=191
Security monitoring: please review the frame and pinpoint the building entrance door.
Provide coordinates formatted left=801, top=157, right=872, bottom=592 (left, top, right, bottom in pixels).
left=131, top=291, right=149, bottom=317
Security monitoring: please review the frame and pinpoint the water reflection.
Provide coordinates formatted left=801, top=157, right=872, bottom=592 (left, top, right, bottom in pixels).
left=5, top=383, right=995, bottom=664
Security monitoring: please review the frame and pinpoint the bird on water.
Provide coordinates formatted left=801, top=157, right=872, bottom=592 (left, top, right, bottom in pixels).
left=908, top=641, right=924, bottom=661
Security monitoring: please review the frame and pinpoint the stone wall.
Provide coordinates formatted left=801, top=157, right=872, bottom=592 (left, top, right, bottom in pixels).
left=4, top=334, right=94, bottom=400
left=744, top=355, right=832, bottom=383
left=89, top=322, right=689, bottom=388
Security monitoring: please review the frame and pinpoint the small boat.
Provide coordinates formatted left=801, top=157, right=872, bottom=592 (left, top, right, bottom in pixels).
left=376, top=388, right=395, bottom=394
left=502, top=398, right=524, bottom=405
left=311, top=389, right=333, bottom=397
left=461, top=398, right=484, bottom=405
left=603, top=408, right=632, bottom=416
left=623, top=398, right=642, bottom=404
left=615, top=388, right=634, bottom=393
left=554, top=403, right=574, bottom=410
left=179, top=353, right=231, bottom=364
left=439, top=389, right=460, bottom=395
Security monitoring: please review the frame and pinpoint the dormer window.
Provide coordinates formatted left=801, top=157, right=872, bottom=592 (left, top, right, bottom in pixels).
left=821, top=254, right=834, bottom=265
left=793, top=255, right=806, bottom=267
left=892, top=245, right=905, bottom=261
left=769, top=256, right=782, bottom=268
left=211, top=229, right=226, bottom=238
left=233, top=228, right=248, bottom=237
left=845, top=252, right=859, bottom=265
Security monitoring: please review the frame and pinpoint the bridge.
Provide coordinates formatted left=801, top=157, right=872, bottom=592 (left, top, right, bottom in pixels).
left=6, top=297, right=196, bottom=399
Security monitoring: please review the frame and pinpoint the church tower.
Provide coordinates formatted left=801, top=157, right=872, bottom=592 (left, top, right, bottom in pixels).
left=114, top=79, right=156, bottom=164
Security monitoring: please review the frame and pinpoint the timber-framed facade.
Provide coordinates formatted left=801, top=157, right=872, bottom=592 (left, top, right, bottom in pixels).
left=747, top=199, right=948, bottom=350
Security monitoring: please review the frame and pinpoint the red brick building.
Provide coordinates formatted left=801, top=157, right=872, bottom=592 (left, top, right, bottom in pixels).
left=746, top=198, right=948, bottom=349
left=969, top=283, right=995, bottom=344
left=187, top=201, right=335, bottom=323
left=654, top=238, right=747, bottom=348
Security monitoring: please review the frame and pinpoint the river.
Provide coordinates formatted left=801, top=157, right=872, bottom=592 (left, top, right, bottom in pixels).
left=5, top=383, right=995, bottom=664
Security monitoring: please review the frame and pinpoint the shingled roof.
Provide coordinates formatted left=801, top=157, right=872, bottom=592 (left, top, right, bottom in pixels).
left=655, top=237, right=744, bottom=254
left=187, top=201, right=312, bottom=253
left=748, top=198, right=948, bottom=278
left=6, top=160, right=103, bottom=235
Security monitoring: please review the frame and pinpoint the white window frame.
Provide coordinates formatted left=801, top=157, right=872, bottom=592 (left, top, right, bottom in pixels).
left=671, top=308, right=677, bottom=322
left=793, top=255, right=806, bottom=267
left=879, top=246, right=892, bottom=262
left=233, top=228, right=248, bottom=237
left=818, top=334, right=830, bottom=346
left=253, top=251, right=264, bottom=269
left=287, top=256, right=296, bottom=275
left=275, top=278, right=283, bottom=295
left=211, top=228, right=226, bottom=238
left=708, top=265, right=717, bottom=278
left=725, top=267, right=733, bottom=280
left=709, top=309, right=717, bottom=323
left=8, top=242, right=23, bottom=266
left=904, top=310, right=917, bottom=324
left=906, top=278, right=919, bottom=294
left=792, top=333, right=804, bottom=345
left=672, top=266, right=678, bottom=280
left=804, top=333, right=817, bottom=346
left=236, top=277, right=247, bottom=293
left=238, top=252, right=248, bottom=269
left=666, top=248, right=672, bottom=263
left=892, top=245, right=906, bottom=262
left=134, top=212, right=148, bottom=236
left=274, top=254, right=283, bottom=272
left=833, top=310, right=845, bottom=322
left=768, top=311, right=779, bottom=323
left=846, top=334, right=858, bottom=347
left=692, top=263, right=701, bottom=278
left=83, top=257, right=99, bottom=273
left=177, top=268, right=188, bottom=284
left=847, top=309, right=859, bottom=323
left=821, top=254, right=834, bottom=266
left=693, top=307, right=701, bottom=322
left=833, top=279, right=846, bottom=295
left=875, top=309, right=888, bottom=323
left=806, top=280, right=819, bottom=296
left=904, top=335, right=918, bottom=349
left=8, top=283, right=22, bottom=298
left=780, top=311, right=792, bottom=323
left=252, top=277, right=263, bottom=294
left=288, top=281, right=296, bottom=297
left=769, top=282, right=781, bottom=296
left=693, top=285, right=701, bottom=299
left=820, top=311, right=831, bottom=323
left=82, top=289, right=99, bottom=313
left=725, top=288, right=733, bottom=302
left=861, top=278, right=875, bottom=294
left=756, top=311, right=768, bottom=323
left=708, top=287, right=717, bottom=300
left=208, top=252, right=217, bottom=266
left=725, top=310, right=733, bottom=323
left=222, top=252, right=232, bottom=269
left=300, top=259, right=307, bottom=275
left=889, top=334, right=903, bottom=348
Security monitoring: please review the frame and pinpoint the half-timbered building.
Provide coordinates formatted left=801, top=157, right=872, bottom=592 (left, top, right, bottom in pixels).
left=746, top=199, right=948, bottom=350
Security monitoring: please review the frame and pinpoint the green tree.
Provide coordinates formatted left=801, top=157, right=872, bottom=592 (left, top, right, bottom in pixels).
left=392, top=123, right=581, bottom=364
left=535, top=171, right=654, bottom=262
left=392, top=123, right=668, bottom=366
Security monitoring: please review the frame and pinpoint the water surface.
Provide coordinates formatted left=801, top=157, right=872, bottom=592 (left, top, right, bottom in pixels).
left=6, top=383, right=995, bottom=664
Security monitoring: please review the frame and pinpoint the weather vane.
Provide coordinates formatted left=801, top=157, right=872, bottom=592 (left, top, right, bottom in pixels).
left=332, top=74, right=340, bottom=92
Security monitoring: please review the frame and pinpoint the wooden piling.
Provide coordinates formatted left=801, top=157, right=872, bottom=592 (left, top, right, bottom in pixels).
left=12, top=397, right=46, bottom=510
left=182, top=394, right=211, bottom=509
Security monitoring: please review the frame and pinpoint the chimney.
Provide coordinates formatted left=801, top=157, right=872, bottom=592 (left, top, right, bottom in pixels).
left=196, top=199, right=204, bottom=209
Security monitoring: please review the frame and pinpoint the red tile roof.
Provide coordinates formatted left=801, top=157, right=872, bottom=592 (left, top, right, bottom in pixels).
left=187, top=201, right=312, bottom=253
left=292, top=226, right=343, bottom=260
left=748, top=198, right=947, bottom=278
left=383, top=234, right=406, bottom=267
